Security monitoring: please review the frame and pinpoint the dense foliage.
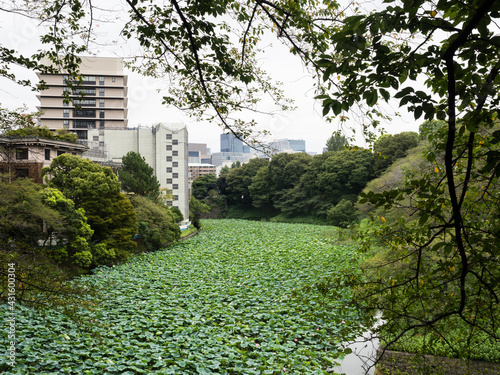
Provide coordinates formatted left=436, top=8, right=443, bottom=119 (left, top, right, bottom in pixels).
left=0, top=178, right=96, bottom=312
left=119, top=152, right=161, bottom=202
left=43, top=154, right=138, bottom=261
left=129, top=195, right=181, bottom=251
left=0, top=220, right=370, bottom=374
left=191, top=173, right=219, bottom=201
left=189, top=196, right=211, bottom=229
left=215, top=149, right=378, bottom=224
left=325, top=134, right=347, bottom=152
left=372, top=132, right=418, bottom=175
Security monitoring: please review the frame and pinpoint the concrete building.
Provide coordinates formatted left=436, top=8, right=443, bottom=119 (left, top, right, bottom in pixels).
left=0, top=136, right=87, bottom=183
left=188, top=163, right=217, bottom=183
left=86, top=123, right=189, bottom=222
left=36, top=56, right=128, bottom=141
left=188, top=143, right=212, bottom=164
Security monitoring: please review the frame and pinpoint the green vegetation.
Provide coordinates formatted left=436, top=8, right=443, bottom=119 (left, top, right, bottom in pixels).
left=180, top=225, right=198, bottom=238
left=129, top=195, right=181, bottom=251
left=0, top=220, right=370, bottom=374
left=43, top=154, right=138, bottom=261
left=189, top=196, right=210, bottom=229
left=2, top=0, right=500, bottom=367
left=325, top=133, right=347, bottom=152
left=4, top=125, right=78, bottom=143
left=119, top=151, right=161, bottom=202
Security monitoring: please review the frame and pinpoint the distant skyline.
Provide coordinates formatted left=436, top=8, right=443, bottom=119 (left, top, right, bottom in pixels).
left=0, top=5, right=420, bottom=155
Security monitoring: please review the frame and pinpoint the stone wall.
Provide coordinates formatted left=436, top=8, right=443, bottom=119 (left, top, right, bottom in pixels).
left=375, top=348, right=500, bottom=375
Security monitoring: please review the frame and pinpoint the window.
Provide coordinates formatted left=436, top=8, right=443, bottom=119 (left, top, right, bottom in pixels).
left=74, top=109, right=96, bottom=117
left=99, top=99, right=105, bottom=107
left=81, top=75, right=96, bottom=82
left=15, top=148, right=28, bottom=160
left=166, top=178, right=173, bottom=184
left=166, top=156, right=172, bottom=162
left=99, top=110, right=105, bottom=119
left=74, top=120, right=96, bottom=129
left=173, top=184, right=178, bottom=190
left=166, top=167, right=173, bottom=173
left=63, top=109, right=70, bottom=118
left=15, top=168, right=29, bottom=178
left=99, top=76, right=105, bottom=85
left=45, top=149, right=51, bottom=160
left=173, top=173, right=178, bottom=178
left=63, top=120, right=69, bottom=129
left=172, top=151, right=178, bottom=156
left=57, top=150, right=65, bottom=156
left=99, top=88, right=105, bottom=96
left=173, top=162, right=178, bottom=167
left=100, top=121, right=105, bottom=129
left=173, top=195, right=179, bottom=201
left=74, top=99, right=96, bottom=106
left=75, top=130, right=88, bottom=140
left=112, top=77, right=116, bottom=82
left=73, top=88, right=96, bottom=96
left=166, top=134, right=172, bottom=140
left=166, top=145, right=172, bottom=151
left=93, top=136, right=99, bottom=142
left=172, top=139, right=178, bottom=145
left=167, top=201, right=173, bottom=206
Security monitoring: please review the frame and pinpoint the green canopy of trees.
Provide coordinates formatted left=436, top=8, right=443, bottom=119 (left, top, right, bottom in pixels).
left=373, top=132, right=419, bottom=175
left=191, top=173, right=218, bottom=200
left=119, top=151, right=161, bottom=201
left=129, top=195, right=181, bottom=251
left=42, top=154, right=137, bottom=261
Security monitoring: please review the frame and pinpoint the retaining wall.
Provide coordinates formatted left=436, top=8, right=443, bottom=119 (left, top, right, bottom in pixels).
left=375, top=347, right=500, bottom=375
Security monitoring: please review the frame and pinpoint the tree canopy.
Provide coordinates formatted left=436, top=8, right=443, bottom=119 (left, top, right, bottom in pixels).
left=119, top=151, right=161, bottom=201
left=42, top=154, right=137, bottom=260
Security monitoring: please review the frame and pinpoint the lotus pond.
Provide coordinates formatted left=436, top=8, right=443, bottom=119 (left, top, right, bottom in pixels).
left=1, top=219, right=369, bottom=374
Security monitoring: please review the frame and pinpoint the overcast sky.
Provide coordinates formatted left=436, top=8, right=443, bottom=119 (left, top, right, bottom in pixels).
left=0, top=3, right=420, bottom=154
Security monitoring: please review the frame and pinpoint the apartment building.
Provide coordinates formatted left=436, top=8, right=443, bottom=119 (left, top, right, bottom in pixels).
left=36, top=56, right=128, bottom=140
left=188, top=163, right=217, bottom=184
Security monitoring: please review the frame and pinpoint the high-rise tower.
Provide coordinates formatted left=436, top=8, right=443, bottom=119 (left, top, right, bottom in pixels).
left=36, top=56, right=128, bottom=141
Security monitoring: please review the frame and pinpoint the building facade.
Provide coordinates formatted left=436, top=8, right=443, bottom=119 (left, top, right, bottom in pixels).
left=36, top=56, right=128, bottom=141
left=86, top=123, right=189, bottom=222
left=188, top=163, right=217, bottom=184
left=0, top=137, right=87, bottom=183
left=220, top=133, right=251, bottom=154
left=188, top=143, right=212, bottom=164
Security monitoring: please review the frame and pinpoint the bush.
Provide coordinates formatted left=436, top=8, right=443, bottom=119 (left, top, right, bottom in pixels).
left=170, top=206, right=184, bottom=222
left=129, top=195, right=181, bottom=251
left=327, top=199, right=358, bottom=228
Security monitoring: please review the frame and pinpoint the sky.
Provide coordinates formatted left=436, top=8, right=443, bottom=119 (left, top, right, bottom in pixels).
left=0, top=2, right=420, bottom=155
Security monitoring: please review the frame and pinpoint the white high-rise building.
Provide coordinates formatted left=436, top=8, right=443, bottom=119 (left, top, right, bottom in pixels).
left=86, top=123, right=189, bottom=222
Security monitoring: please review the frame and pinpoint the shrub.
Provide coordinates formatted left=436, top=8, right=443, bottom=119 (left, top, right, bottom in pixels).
left=170, top=206, right=184, bottom=222
left=129, top=195, right=181, bottom=250
left=327, top=199, right=358, bottom=228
